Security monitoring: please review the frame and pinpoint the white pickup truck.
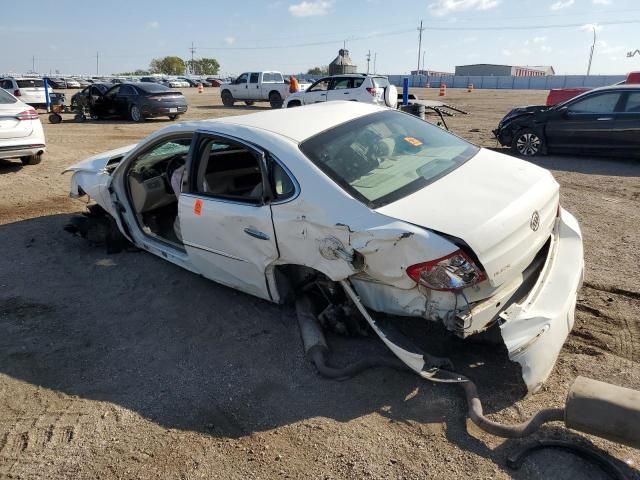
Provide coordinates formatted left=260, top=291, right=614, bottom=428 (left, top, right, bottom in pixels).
left=220, top=71, right=290, bottom=109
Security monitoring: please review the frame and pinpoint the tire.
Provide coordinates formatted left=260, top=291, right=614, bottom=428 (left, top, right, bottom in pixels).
left=512, top=128, right=544, bottom=157
left=168, top=114, right=178, bottom=120
left=73, top=113, right=86, bottom=123
left=287, top=100, right=301, bottom=108
left=48, top=113, right=62, bottom=124
left=129, top=104, right=144, bottom=122
left=21, top=153, right=43, bottom=165
left=221, top=90, right=234, bottom=107
left=244, top=101, right=255, bottom=106
left=384, top=85, right=398, bottom=108
left=269, top=91, right=283, bottom=109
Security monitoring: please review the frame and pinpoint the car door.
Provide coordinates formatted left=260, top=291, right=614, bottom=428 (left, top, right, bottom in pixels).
left=178, top=131, right=279, bottom=300
left=326, top=77, right=354, bottom=101
left=115, top=84, right=136, bottom=116
left=544, top=91, right=624, bottom=152
left=247, top=72, right=261, bottom=100
left=97, top=85, right=120, bottom=117
left=302, top=77, right=330, bottom=104
left=230, top=73, right=249, bottom=99
left=613, top=90, right=640, bottom=152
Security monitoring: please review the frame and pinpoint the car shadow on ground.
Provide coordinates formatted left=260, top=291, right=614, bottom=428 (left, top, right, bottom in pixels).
left=45, top=117, right=180, bottom=126
left=0, top=159, right=26, bottom=174
left=0, top=213, right=636, bottom=479
left=490, top=147, right=640, bottom=177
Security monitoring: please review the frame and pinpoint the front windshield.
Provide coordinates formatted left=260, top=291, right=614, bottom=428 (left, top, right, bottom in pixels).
left=300, top=110, right=479, bottom=208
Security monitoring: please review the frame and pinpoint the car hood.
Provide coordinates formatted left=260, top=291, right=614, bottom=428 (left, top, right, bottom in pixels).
left=63, top=144, right=137, bottom=174
left=376, top=148, right=559, bottom=288
left=499, top=104, right=549, bottom=125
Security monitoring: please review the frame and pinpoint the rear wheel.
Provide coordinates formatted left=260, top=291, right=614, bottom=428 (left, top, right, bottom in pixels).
left=130, top=104, right=144, bottom=122
left=512, top=128, right=544, bottom=157
left=221, top=90, right=234, bottom=107
left=21, top=153, right=43, bottom=165
left=269, top=91, right=283, bottom=109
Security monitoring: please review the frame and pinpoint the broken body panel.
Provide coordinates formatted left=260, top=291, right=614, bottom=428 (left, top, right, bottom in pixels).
left=65, top=103, right=583, bottom=393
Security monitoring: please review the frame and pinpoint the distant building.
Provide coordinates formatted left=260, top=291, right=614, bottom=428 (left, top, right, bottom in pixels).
left=329, top=49, right=357, bottom=75
left=454, top=64, right=553, bottom=77
left=523, top=65, right=556, bottom=76
left=410, top=69, right=453, bottom=77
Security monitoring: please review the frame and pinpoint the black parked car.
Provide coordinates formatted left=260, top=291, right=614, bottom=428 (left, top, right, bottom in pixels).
left=494, top=84, right=640, bottom=157
left=140, top=76, right=161, bottom=83
left=43, top=77, right=67, bottom=89
left=92, top=83, right=188, bottom=121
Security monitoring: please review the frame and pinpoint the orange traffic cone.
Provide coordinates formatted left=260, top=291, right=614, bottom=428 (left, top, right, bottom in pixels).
left=197, top=83, right=203, bottom=93
left=439, top=83, right=446, bottom=96
left=467, top=83, right=474, bottom=93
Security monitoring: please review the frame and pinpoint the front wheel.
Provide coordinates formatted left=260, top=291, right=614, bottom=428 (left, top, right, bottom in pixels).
left=512, top=128, right=544, bottom=157
left=21, top=153, right=43, bottom=165
left=287, top=100, right=301, bottom=108
left=269, top=91, right=283, bottom=109
left=221, top=90, right=234, bottom=107
left=130, top=104, right=144, bottom=122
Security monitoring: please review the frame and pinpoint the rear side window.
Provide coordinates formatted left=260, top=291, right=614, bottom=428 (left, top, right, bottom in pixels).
left=0, top=89, right=17, bottom=104
left=332, top=78, right=351, bottom=90
left=300, top=110, right=478, bottom=208
left=353, top=78, right=364, bottom=88
left=623, top=92, right=640, bottom=112
left=250, top=73, right=259, bottom=83
left=372, top=77, right=390, bottom=88
left=17, top=79, right=44, bottom=88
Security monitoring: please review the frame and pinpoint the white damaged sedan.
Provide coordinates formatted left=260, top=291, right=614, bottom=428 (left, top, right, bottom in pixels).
left=65, top=102, right=584, bottom=393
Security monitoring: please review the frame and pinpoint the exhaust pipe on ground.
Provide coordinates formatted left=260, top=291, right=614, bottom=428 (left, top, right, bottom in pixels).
left=295, top=288, right=640, bottom=449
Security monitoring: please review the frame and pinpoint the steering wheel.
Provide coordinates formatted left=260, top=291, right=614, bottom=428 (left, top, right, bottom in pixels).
left=165, top=154, right=186, bottom=194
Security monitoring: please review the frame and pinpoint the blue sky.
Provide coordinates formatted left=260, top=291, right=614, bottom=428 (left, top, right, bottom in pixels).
left=1, top=0, right=639, bottom=76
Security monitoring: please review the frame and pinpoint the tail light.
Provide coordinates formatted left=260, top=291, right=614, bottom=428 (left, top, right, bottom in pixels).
left=14, top=89, right=21, bottom=97
left=406, top=250, right=485, bottom=291
left=16, top=109, right=39, bottom=121
left=366, top=87, right=378, bottom=96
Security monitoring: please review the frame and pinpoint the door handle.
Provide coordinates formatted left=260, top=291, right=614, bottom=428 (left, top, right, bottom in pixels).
left=597, top=117, right=613, bottom=121
left=244, top=227, right=270, bottom=240
left=343, top=92, right=349, bottom=94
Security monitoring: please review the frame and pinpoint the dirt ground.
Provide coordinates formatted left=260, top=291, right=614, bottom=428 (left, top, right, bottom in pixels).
left=0, top=87, right=638, bottom=479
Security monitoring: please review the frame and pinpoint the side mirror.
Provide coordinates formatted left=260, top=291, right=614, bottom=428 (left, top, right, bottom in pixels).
left=558, top=106, right=569, bottom=118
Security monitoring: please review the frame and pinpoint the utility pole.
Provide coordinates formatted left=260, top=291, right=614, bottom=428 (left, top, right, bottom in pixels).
left=96, top=52, right=99, bottom=76
left=417, top=20, right=425, bottom=75
left=586, top=26, right=596, bottom=76
left=32, top=55, right=35, bottom=72
left=366, top=50, right=371, bottom=74
left=373, top=52, right=377, bottom=74
left=422, top=51, right=426, bottom=74
left=189, top=41, right=196, bottom=75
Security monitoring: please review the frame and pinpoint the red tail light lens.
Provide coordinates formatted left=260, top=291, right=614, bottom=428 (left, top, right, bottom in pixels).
left=14, top=89, right=21, bottom=96
left=366, top=87, right=377, bottom=96
left=16, top=109, right=39, bottom=121
left=406, top=250, right=485, bottom=291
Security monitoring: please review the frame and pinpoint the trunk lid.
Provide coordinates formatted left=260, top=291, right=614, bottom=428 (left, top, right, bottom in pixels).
left=376, top=148, right=559, bottom=287
left=0, top=104, right=34, bottom=140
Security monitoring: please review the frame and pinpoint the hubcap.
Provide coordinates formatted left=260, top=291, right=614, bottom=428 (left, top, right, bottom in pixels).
left=132, top=106, right=140, bottom=121
left=516, top=133, right=541, bottom=156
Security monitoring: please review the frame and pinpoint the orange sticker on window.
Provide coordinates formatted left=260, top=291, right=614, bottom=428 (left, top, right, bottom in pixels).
left=194, top=199, right=203, bottom=216
left=404, top=136, right=423, bottom=146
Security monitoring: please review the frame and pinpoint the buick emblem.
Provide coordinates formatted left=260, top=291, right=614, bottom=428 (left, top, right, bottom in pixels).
left=530, top=211, right=540, bottom=231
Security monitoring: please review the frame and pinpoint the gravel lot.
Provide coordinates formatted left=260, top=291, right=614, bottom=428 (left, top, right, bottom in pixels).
left=0, top=87, right=638, bottom=479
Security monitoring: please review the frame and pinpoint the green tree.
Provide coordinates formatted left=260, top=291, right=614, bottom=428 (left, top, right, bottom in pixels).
left=186, top=58, right=220, bottom=76
left=307, top=66, right=328, bottom=75
left=149, top=56, right=186, bottom=75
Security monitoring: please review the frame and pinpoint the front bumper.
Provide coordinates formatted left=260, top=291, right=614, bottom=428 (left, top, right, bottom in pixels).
left=498, top=207, right=584, bottom=393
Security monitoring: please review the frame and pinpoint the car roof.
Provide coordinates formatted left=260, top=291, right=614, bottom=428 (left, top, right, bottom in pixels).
left=194, top=101, right=385, bottom=142
left=588, top=84, right=640, bottom=93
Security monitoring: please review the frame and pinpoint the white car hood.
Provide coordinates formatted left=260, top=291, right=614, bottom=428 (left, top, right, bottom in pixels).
left=377, top=148, right=559, bottom=287
left=63, top=143, right=137, bottom=174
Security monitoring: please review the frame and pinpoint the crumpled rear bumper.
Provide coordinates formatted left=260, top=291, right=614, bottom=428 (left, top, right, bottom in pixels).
left=499, top=207, right=584, bottom=393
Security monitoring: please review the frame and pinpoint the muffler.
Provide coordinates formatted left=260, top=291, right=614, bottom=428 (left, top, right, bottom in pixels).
left=565, top=376, right=640, bottom=449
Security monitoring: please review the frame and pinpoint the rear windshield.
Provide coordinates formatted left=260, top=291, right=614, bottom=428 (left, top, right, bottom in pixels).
left=0, top=89, right=17, bottom=104
left=372, top=77, right=390, bottom=88
left=17, top=79, right=44, bottom=88
left=137, top=83, right=171, bottom=93
left=300, top=110, right=478, bottom=208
